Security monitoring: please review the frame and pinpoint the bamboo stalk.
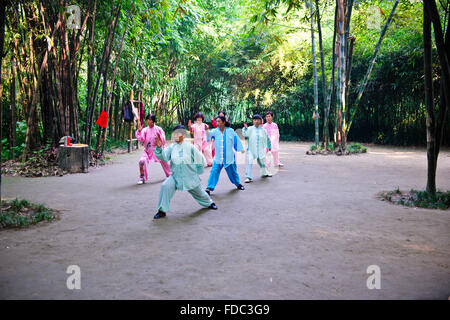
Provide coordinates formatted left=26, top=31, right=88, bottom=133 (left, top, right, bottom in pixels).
left=323, top=2, right=338, bottom=146
left=99, top=5, right=134, bottom=158
left=22, top=18, right=62, bottom=163
left=307, top=0, right=320, bottom=146
left=346, top=0, right=399, bottom=135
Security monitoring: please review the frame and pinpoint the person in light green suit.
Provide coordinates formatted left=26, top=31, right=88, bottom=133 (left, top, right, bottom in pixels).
left=242, top=114, right=272, bottom=183
left=153, top=124, right=217, bottom=219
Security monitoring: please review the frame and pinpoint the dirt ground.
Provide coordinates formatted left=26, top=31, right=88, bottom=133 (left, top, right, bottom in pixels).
left=1, top=142, right=449, bottom=299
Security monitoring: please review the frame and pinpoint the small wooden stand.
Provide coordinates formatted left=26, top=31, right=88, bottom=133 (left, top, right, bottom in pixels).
left=127, top=138, right=140, bottom=152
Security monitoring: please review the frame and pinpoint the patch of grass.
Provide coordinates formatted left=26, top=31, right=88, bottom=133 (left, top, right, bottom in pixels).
left=412, top=190, right=450, bottom=210
left=310, top=143, right=335, bottom=152
left=380, top=189, right=450, bottom=210
left=326, top=142, right=335, bottom=151
left=347, top=142, right=367, bottom=154
left=308, top=142, right=367, bottom=155
left=1, top=198, right=60, bottom=229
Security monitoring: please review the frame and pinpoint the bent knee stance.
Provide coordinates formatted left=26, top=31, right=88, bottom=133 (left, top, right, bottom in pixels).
left=161, top=178, right=172, bottom=190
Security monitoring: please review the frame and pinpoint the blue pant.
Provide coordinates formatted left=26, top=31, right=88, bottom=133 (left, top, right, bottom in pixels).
left=207, top=161, right=241, bottom=191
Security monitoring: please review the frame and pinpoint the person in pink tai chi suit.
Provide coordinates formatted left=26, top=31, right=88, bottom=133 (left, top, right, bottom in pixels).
left=136, top=114, right=172, bottom=184
left=189, top=112, right=213, bottom=167
left=263, top=111, right=284, bottom=168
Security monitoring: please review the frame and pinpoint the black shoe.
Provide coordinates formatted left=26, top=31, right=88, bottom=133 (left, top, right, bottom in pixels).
left=205, top=188, right=211, bottom=195
left=237, top=184, right=245, bottom=190
left=153, top=211, right=166, bottom=219
left=209, top=203, right=218, bottom=210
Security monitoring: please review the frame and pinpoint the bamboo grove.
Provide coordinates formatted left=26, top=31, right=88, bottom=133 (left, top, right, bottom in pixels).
left=1, top=0, right=449, bottom=192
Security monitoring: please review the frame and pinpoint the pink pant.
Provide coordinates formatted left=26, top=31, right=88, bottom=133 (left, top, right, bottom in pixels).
left=194, top=140, right=213, bottom=166
left=266, top=150, right=280, bottom=167
left=139, top=157, right=171, bottom=181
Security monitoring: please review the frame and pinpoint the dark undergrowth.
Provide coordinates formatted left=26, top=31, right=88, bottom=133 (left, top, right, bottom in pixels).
left=379, top=188, right=450, bottom=210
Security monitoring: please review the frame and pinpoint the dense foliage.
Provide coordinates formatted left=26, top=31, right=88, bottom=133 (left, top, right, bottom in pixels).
left=1, top=0, right=449, bottom=163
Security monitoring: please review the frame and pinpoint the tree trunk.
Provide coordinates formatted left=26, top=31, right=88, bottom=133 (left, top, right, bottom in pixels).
left=0, top=0, right=5, bottom=195
left=10, top=61, right=17, bottom=156
left=424, top=2, right=436, bottom=195
left=58, top=145, right=89, bottom=173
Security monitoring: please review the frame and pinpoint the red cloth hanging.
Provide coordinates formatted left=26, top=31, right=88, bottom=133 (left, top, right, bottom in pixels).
left=96, top=110, right=109, bottom=128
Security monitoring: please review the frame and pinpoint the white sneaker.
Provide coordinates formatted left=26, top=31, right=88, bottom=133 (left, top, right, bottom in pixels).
left=137, top=179, right=145, bottom=185
left=278, top=163, right=284, bottom=167
left=245, top=178, right=252, bottom=183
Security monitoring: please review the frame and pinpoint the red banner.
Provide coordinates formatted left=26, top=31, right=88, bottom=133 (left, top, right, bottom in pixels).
left=96, top=110, right=109, bottom=128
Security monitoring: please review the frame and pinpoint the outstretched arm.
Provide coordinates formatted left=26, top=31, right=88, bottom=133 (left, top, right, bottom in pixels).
left=211, top=117, right=217, bottom=128
left=155, top=135, right=172, bottom=162
left=242, top=123, right=249, bottom=137
left=233, top=133, right=244, bottom=152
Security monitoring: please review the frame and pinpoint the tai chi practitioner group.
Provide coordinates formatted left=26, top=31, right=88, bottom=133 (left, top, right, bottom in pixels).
left=135, top=111, right=284, bottom=219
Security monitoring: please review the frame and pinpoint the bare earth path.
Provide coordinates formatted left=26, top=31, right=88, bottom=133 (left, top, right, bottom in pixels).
left=1, top=142, right=449, bottom=299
